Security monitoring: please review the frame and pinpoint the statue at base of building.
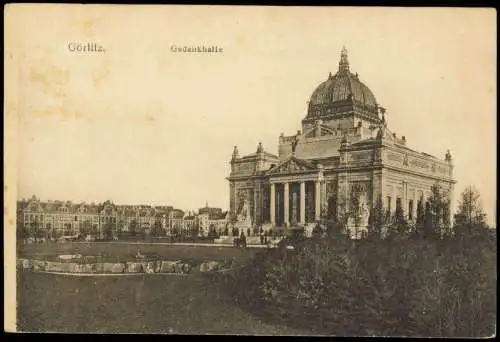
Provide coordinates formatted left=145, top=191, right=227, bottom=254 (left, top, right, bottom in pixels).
left=234, top=198, right=252, bottom=234
left=347, top=200, right=370, bottom=239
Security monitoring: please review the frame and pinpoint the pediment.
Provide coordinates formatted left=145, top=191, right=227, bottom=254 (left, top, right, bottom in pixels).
left=267, top=157, right=317, bottom=175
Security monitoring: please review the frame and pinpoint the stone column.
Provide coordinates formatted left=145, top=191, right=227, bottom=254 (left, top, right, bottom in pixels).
left=253, top=186, right=258, bottom=228
left=403, top=181, right=408, bottom=219
left=300, top=181, right=306, bottom=225
left=413, top=195, right=418, bottom=222
left=270, top=183, right=276, bottom=225
left=284, top=182, right=289, bottom=226
left=229, top=182, right=235, bottom=216
left=321, top=180, right=327, bottom=218
left=315, top=181, right=321, bottom=221
left=447, top=183, right=454, bottom=228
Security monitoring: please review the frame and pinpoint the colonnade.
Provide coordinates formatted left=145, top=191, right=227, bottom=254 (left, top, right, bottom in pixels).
left=269, top=180, right=321, bottom=226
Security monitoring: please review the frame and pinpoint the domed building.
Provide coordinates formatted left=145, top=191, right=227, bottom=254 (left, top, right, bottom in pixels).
left=227, top=48, right=455, bottom=239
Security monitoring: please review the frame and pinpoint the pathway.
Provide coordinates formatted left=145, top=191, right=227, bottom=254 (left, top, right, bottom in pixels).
left=72, top=241, right=273, bottom=248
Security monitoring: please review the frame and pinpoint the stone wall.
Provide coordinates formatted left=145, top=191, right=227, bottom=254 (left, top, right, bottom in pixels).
left=18, top=258, right=192, bottom=275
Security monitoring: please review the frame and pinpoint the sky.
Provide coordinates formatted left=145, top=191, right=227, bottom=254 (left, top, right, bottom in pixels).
left=8, top=6, right=496, bottom=225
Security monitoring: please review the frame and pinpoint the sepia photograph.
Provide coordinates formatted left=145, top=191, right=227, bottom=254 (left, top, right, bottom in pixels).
left=4, top=5, right=497, bottom=336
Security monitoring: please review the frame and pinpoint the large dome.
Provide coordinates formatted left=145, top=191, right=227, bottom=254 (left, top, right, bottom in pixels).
left=307, top=47, right=379, bottom=118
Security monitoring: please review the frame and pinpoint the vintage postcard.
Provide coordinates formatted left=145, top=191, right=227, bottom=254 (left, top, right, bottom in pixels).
left=4, top=4, right=496, bottom=336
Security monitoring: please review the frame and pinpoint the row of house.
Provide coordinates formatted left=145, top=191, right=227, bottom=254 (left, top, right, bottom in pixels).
left=17, top=196, right=228, bottom=238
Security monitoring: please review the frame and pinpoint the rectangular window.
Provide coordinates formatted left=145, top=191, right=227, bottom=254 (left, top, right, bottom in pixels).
left=396, top=198, right=402, bottom=212
left=408, top=200, right=414, bottom=220
left=386, top=196, right=391, bottom=213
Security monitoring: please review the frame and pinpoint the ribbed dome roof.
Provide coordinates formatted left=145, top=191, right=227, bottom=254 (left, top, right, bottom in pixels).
left=308, top=47, right=378, bottom=113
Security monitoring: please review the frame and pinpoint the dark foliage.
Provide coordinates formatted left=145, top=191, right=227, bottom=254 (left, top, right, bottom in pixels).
left=231, top=187, right=496, bottom=337
left=233, top=229, right=496, bottom=337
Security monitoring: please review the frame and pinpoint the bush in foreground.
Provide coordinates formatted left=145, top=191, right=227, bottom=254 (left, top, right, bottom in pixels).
left=235, top=229, right=496, bottom=337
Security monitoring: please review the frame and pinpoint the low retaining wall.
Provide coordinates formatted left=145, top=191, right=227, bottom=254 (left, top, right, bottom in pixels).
left=18, top=258, right=192, bottom=275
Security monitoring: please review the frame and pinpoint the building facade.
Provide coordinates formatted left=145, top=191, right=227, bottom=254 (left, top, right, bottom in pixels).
left=197, top=202, right=228, bottom=235
left=167, top=206, right=228, bottom=237
left=227, top=48, right=456, bottom=238
left=18, top=197, right=176, bottom=238
left=198, top=213, right=228, bottom=235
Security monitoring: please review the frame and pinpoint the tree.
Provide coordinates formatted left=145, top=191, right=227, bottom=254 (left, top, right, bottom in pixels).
left=152, top=218, right=163, bottom=237
left=421, top=184, right=450, bottom=239
left=104, top=221, right=113, bottom=240
left=17, top=222, right=26, bottom=241
left=63, top=223, right=73, bottom=236
left=347, top=184, right=369, bottom=239
left=415, top=197, right=425, bottom=230
left=130, top=219, right=137, bottom=237
left=29, top=216, right=44, bottom=239
left=192, top=223, right=200, bottom=237
left=116, top=219, right=125, bottom=237
left=454, top=186, right=488, bottom=235
left=91, top=224, right=99, bottom=238
left=312, top=222, right=322, bottom=238
left=49, top=226, right=59, bottom=240
left=348, top=186, right=362, bottom=234
left=368, top=196, right=385, bottom=239
left=81, top=220, right=93, bottom=236
left=207, top=224, right=219, bottom=241
left=28, top=221, right=36, bottom=238
left=454, top=186, right=487, bottom=227
left=390, top=208, right=411, bottom=238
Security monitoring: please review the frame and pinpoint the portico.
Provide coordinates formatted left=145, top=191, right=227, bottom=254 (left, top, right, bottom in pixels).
left=269, top=178, right=322, bottom=227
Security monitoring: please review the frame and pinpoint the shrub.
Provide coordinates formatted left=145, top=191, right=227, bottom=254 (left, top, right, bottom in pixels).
left=244, top=229, right=496, bottom=337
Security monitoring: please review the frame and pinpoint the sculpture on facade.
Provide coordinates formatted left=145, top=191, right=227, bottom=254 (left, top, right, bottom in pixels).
left=237, top=199, right=249, bottom=222
left=347, top=186, right=370, bottom=238
left=235, top=197, right=252, bottom=231
left=291, top=135, right=299, bottom=154
left=359, top=201, right=370, bottom=228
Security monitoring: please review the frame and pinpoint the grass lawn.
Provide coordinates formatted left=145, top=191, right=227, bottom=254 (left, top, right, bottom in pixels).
left=17, top=242, right=308, bottom=334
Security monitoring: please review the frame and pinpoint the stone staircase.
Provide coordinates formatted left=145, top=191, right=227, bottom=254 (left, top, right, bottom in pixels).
left=214, top=235, right=264, bottom=246
left=213, top=236, right=235, bottom=245
left=246, top=236, right=262, bottom=245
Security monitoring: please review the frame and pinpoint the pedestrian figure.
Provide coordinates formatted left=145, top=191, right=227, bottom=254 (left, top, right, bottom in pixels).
left=240, top=231, right=246, bottom=248
left=136, top=248, right=144, bottom=259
